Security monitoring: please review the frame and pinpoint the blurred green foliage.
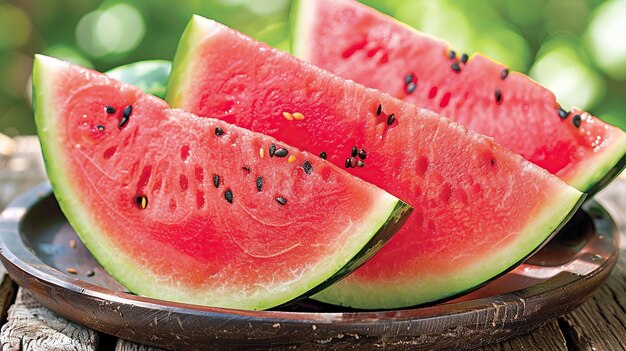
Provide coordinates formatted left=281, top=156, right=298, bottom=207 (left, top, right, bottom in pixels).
left=1, top=0, right=626, bottom=136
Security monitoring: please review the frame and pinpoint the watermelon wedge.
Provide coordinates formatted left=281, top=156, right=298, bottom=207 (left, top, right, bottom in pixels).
left=166, top=16, right=585, bottom=309
left=32, top=55, right=413, bottom=310
left=291, top=0, right=626, bottom=196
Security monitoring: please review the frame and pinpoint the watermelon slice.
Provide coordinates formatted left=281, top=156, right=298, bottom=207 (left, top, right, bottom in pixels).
left=166, top=16, right=584, bottom=309
left=290, top=0, right=626, bottom=196
left=32, top=55, right=413, bottom=310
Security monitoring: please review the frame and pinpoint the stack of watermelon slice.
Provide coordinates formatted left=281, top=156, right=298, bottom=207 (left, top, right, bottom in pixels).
left=33, top=0, right=625, bottom=311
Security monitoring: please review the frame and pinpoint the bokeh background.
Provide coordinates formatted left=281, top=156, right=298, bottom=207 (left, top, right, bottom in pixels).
left=1, top=0, right=625, bottom=136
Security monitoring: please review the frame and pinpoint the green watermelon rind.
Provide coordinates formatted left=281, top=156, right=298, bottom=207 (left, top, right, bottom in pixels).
left=33, top=54, right=414, bottom=310
left=281, top=199, right=413, bottom=307
left=105, top=60, right=171, bottom=99
left=564, top=136, right=626, bottom=197
left=166, top=16, right=211, bottom=108
left=290, top=0, right=626, bottom=196
left=313, top=184, right=584, bottom=309
left=289, top=0, right=310, bottom=57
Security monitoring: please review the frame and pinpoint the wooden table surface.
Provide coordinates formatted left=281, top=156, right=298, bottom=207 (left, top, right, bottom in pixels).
left=0, top=136, right=624, bottom=351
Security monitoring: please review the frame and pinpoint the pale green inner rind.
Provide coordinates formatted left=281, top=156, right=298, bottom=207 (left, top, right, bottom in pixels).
left=314, top=183, right=583, bottom=309
left=166, top=15, right=220, bottom=108
left=34, top=54, right=407, bottom=310
left=562, top=132, right=626, bottom=193
left=289, top=0, right=314, bottom=58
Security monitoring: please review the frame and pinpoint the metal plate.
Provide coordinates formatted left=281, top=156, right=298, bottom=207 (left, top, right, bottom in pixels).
left=0, top=183, right=620, bottom=350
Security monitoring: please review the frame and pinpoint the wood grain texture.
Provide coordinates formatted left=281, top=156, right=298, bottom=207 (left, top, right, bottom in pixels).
left=0, top=267, right=16, bottom=327
left=558, top=254, right=626, bottom=351
left=476, top=320, right=567, bottom=351
left=116, top=339, right=167, bottom=351
left=0, top=289, right=99, bottom=351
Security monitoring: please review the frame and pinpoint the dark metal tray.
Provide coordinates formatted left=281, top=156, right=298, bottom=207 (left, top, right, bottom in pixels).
left=0, top=183, right=619, bottom=350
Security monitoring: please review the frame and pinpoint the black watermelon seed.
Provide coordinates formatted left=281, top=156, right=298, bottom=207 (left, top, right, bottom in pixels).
left=256, top=176, right=263, bottom=192
left=451, top=62, right=461, bottom=72
left=376, top=104, right=382, bottom=116
left=501, top=68, right=509, bottom=80
left=490, top=158, right=496, bottom=166
left=558, top=107, right=570, bottom=119
left=357, top=160, right=365, bottom=168
left=357, top=148, right=366, bottom=160
left=387, top=113, right=396, bottom=126
left=135, top=195, right=148, bottom=209
left=96, top=124, right=105, bottom=131
left=105, top=105, right=116, bottom=114
left=319, top=151, right=327, bottom=159
left=224, top=189, right=233, bottom=203
left=461, top=53, right=468, bottom=64
left=123, top=105, right=132, bottom=118
left=213, top=174, right=220, bottom=188
left=86, top=270, right=95, bottom=277
left=573, top=114, right=582, bottom=128
left=119, top=116, right=129, bottom=129
left=495, top=89, right=503, bottom=104
left=119, top=105, right=132, bottom=129
left=345, top=158, right=352, bottom=168
left=404, top=73, right=415, bottom=84
left=269, top=143, right=277, bottom=157
left=406, top=81, right=417, bottom=94
left=276, top=196, right=287, bottom=205
left=215, top=127, right=224, bottom=136
left=302, top=161, right=313, bottom=174
left=351, top=146, right=358, bottom=157
left=448, top=50, right=456, bottom=59
left=242, top=166, right=251, bottom=173
left=274, top=148, right=288, bottom=157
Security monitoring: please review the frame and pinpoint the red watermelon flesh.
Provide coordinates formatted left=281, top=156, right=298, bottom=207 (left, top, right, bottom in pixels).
left=166, top=16, right=584, bottom=309
left=32, top=55, right=413, bottom=310
left=292, top=0, right=626, bottom=195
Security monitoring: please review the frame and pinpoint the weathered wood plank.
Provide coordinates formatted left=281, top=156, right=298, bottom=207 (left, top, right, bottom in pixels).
left=0, top=289, right=99, bottom=351
left=557, top=253, right=626, bottom=351
left=0, top=266, right=16, bottom=327
left=115, top=339, right=167, bottom=351
left=476, top=320, right=567, bottom=351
